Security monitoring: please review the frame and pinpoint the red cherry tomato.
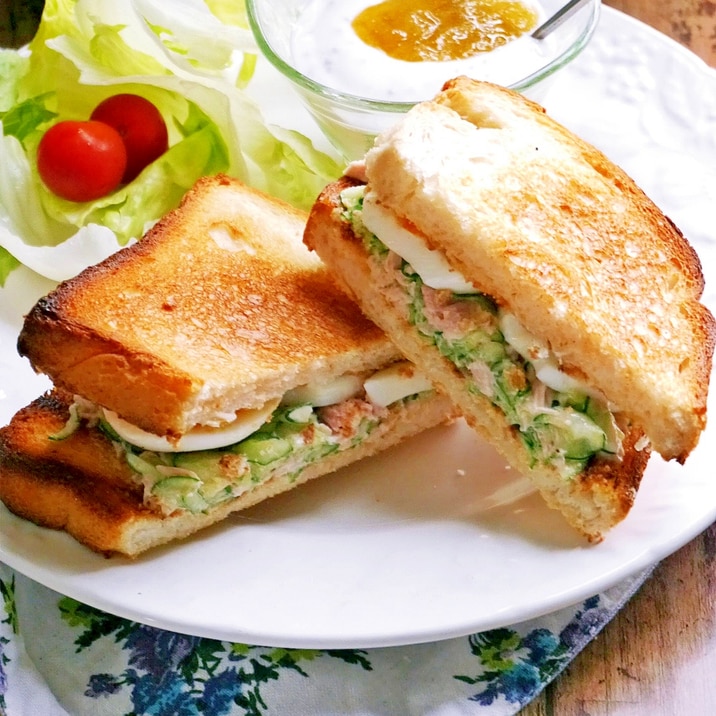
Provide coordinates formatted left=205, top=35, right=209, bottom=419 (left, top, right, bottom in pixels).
left=37, top=120, right=127, bottom=202
left=90, top=94, right=169, bottom=182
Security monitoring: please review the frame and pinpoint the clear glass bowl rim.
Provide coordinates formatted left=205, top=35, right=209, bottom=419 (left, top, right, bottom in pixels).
left=245, top=0, right=602, bottom=113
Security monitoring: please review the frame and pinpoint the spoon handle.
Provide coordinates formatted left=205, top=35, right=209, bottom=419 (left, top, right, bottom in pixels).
left=531, top=0, right=592, bottom=40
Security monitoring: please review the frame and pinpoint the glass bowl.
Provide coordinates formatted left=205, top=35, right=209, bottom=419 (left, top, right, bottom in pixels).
left=246, top=0, right=601, bottom=160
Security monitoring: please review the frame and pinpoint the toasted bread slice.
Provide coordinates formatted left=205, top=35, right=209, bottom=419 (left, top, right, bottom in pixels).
left=0, top=389, right=452, bottom=557
left=306, top=177, right=652, bottom=541
left=18, top=174, right=398, bottom=439
left=334, top=78, right=715, bottom=463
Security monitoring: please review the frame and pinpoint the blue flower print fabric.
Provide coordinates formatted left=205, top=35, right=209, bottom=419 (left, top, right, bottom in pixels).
left=0, top=563, right=651, bottom=715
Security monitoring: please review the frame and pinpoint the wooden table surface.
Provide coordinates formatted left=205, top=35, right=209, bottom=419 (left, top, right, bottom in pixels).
left=522, top=6, right=716, bottom=716
left=2, top=3, right=715, bottom=715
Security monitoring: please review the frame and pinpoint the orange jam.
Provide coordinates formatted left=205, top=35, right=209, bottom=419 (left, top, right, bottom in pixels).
left=352, top=0, right=539, bottom=62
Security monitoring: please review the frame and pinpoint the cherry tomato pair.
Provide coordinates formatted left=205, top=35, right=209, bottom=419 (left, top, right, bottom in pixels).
left=37, top=94, right=169, bottom=203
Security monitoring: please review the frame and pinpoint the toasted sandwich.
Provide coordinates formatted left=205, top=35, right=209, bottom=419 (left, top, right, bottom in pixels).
left=303, top=77, right=716, bottom=541
left=0, top=174, right=453, bottom=557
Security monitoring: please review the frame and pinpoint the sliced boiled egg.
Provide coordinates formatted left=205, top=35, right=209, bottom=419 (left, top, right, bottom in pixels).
left=103, top=398, right=281, bottom=453
left=361, top=192, right=476, bottom=293
left=364, top=360, right=433, bottom=407
left=282, top=373, right=363, bottom=407
left=499, top=311, right=590, bottom=396
left=498, top=311, right=548, bottom=362
left=533, top=360, right=587, bottom=396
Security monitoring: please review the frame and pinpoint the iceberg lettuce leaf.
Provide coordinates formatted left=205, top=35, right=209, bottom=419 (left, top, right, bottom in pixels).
left=0, top=247, right=20, bottom=288
left=0, top=0, right=341, bottom=283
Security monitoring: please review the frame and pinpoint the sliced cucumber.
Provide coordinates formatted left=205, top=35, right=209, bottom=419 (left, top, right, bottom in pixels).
left=49, top=403, right=82, bottom=441
left=238, top=436, right=292, bottom=465
left=555, top=389, right=590, bottom=413
left=152, top=475, right=209, bottom=513
left=126, top=451, right=162, bottom=479
left=473, top=339, right=507, bottom=366
left=585, top=398, right=622, bottom=454
left=173, top=451, right=222, bottom=475
left=436, top=328, right=505, bottom=369
left=153, top=475, right=200, bottom=492
left=533, top=410, right=606, bottom=460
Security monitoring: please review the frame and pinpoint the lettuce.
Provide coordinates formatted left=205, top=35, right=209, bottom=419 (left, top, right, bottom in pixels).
left=0, top=50, right=30, bottom=112
left=0, top=0, right=342, bottom=284
left=0, top=248, right=20, bottom=286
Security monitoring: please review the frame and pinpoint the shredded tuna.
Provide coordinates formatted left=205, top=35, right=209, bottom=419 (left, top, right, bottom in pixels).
left=384, top=251, right=403, bottom=273
left=421, top=286, right=494, bottom=339
left=369, top=249, right=405, bottom=291
left=318, top=398, right=378, bottom=439
left=469, top=361, right=495, bottom=398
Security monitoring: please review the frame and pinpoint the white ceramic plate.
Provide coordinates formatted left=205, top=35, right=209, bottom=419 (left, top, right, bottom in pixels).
left=1, top=7, right=716, bottom=649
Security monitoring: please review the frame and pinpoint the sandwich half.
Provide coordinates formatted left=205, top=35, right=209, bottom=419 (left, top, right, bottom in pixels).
left=304, top=77, right=716, bottom=541
left=0, top=174, right=452, bottom=557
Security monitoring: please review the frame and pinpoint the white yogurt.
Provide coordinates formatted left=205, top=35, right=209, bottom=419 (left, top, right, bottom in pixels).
left=290, top=0, right=555, bottom=102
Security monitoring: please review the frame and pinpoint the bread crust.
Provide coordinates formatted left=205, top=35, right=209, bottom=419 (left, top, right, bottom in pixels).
left=361, top=77, right=715, bottom=462
left=0, top=389, right=453, bottom=557
left=18, top=175, right=398, bottom=438
left=305, top=177, right=652, bottom=541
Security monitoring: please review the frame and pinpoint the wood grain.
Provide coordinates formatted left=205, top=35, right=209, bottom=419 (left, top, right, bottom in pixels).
left=605, top=0, right=716, bottom=61
left=522, top=523, right=716, bottom=715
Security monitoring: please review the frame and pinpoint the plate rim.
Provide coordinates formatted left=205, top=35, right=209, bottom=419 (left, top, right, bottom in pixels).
left=0, top=5, right=715, bottom=649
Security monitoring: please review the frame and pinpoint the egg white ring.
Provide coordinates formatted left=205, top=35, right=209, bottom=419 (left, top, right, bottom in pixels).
left=103, top=398, right=281, bottom=453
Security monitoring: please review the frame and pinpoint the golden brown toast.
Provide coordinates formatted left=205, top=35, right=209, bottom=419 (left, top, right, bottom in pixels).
left=2, top=174, right=456, bottom=555
left=0, top=389, right=452, bottom=556
left=329, top=78, right=715, bottom=463
left=18, top=174, right=398, bottom=439
left=306, top=177, right=652, bottom=541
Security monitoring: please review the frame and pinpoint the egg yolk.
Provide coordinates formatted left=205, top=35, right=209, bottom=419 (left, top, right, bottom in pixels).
left=352, top=0, right=539, bottom=62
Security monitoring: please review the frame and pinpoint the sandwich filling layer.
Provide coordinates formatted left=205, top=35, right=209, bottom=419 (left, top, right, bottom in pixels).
left=52, top=361, right=433, bottom=515
left=340, top=184, right=624, bottom=479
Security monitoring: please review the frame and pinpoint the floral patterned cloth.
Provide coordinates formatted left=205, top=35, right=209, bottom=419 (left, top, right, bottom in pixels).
left=0, top=562, right=652, bottom=715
